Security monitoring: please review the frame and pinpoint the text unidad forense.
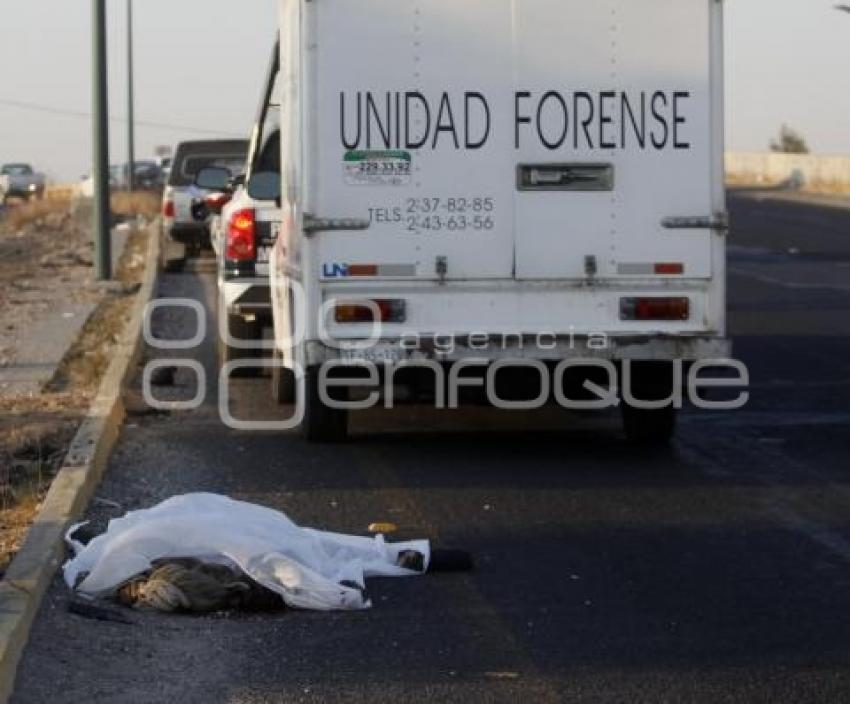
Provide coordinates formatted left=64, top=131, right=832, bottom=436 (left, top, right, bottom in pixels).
left=339, top=89, right=693, bottom=152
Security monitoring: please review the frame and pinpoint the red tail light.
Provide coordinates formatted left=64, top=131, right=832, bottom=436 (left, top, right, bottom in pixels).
left=654, top=262, right=685, bottom=275
left=163, top=200, right=175, bottom=218
left=620, top=297, right=690, bottom=321
left=335, top=299, right=407, bottom=324
left=205, top=192, right=232, bottom=210
left=226, top=208, right=257, bottom=261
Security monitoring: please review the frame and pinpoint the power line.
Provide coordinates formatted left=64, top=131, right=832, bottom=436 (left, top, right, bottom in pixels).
left=0, top=97, right=240, bottom=137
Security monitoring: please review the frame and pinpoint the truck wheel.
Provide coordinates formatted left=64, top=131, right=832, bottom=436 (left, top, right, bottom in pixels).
left=620, top=361, right=677, bottom=446
left=271, top=349, right=296, bottom=404
left=302, top=366, right=348, bottom=443
left=621, top=403, right=676, bottom=446
left=159, top=230, right=185, bottom=273
left=219, top=314, right=262, bottom=378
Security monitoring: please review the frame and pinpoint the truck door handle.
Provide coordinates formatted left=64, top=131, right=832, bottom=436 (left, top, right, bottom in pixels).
left=530, top=169, right=594, bottom=186
left=661, top=213, right=729, bottom=233
left=517, top=163, right=614, bottom=192
left=303, top=213, right=371, bottom=236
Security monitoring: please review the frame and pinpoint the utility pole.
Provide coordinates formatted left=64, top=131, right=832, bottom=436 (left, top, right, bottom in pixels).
left=126, top=0, right=135, bottom=192
left=92, top=0, right=111, bottom=280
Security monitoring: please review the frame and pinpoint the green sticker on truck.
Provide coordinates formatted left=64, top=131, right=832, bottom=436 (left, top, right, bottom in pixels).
left=344, top=150, right=412, bottom=186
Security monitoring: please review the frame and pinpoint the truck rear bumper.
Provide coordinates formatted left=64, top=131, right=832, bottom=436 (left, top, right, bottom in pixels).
left=167, top=222, right=210, bottom=249
left=304, top=335, right=732, bottom=366
left=221, top=280, right=272, bottom=320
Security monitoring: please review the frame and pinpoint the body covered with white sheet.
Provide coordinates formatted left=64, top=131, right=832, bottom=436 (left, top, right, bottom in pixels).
left=64, top=493, right=430, bottom=611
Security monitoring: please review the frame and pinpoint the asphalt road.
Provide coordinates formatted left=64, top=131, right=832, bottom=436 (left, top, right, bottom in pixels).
left=12, top=192, right=850, bottom=703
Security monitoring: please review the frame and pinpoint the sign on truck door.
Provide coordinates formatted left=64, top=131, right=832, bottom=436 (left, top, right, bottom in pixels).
left=312, top=0, right=716, bottom=283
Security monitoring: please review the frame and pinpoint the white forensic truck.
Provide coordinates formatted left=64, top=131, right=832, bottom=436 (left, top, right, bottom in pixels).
left=249, top=0, right=731, bottom=442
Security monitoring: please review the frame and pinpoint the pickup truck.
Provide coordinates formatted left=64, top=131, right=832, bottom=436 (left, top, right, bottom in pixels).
left=201, top=51, right=283, bottom=380
left=0, top=164, right=46, bottom=204
left=196, top=173, right=281, bottom=379
left=161, top=140, right=248, bottom=258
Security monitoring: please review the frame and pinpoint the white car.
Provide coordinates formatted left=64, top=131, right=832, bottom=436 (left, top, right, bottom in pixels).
left=205, top=182, right=281, bottom=377
left=198, top=61, right=283, bottom=378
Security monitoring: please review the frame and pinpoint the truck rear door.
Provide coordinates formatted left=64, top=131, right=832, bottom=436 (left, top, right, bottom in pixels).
left=308, top=0, right=716, bottom=284
left=310, top=0, right=516, bottom=282
left=512, top=0, right=715, bottom=281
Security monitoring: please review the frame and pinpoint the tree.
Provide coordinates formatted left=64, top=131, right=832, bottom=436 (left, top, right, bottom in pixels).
left=770, top=125, right=810, bottom=154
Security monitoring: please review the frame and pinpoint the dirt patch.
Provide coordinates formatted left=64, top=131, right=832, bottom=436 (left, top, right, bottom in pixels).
left=48, top=226, right=149, bottom=392
left=0, top=201, right=152, bottom=572
left=0, top=394, right=90, bottom=571
left=0, top=200, right=101, bottom=369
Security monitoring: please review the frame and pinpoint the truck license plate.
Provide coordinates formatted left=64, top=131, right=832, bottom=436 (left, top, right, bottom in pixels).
left=339, top=346, right=405, bottom=363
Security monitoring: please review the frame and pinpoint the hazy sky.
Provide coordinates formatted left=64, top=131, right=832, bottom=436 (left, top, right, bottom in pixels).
left=0, top=0, right=848, bottom=182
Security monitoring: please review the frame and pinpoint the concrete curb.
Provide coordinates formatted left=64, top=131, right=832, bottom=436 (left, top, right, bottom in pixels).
left=0, top=223, right=160, bottom=702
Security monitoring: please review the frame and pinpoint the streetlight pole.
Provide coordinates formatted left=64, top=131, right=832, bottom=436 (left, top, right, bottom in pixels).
left=92, top=0, right=111, bottom=280
left=127, top=0, right=135, bottom=193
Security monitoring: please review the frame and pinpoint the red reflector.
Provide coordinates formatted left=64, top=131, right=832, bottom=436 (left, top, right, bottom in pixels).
left=654, top=262, right=685, bottom=275
left=335, top=300, right=407, bottom=324
left=226, top=208, right=256, bottom=262
left=347, top=264, right=379, bottom=277
left=163, top=200, right=175, bottom=218
left=205, top=192, right=231, bottom=209
left=620, top=297, right=690, bottom=321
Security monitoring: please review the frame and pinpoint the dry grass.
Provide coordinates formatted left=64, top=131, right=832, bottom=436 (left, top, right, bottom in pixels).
left=48, top=226, right=149, bottom=393
left=1, top=191, right=159, bottom=239
left=0, top=394, right=90, bottom=571
left=0, top=198, right=72, bottom=232
left=111, top=190, right=161, bottom=219
left=0, top=221, right=150, bottom=571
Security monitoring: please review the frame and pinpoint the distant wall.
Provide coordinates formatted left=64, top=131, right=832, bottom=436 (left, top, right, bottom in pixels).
left=726, top=152, right=850, bottom=193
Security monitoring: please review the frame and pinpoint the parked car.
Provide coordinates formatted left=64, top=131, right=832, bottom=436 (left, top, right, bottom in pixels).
left=254, top=0, right=730, bottom=442
left=195, top=59, right=283, bottom=377
left=196, top=169, right=281, bottom=378
left=109, top=165, right=126, bottom=190
left=0, top=163, right=46, bottom=204
left=125, top=160, right=165, bottom=191
left=161, top=140, right=249, bottom=259
left=158, top=156, right=173, bottom=183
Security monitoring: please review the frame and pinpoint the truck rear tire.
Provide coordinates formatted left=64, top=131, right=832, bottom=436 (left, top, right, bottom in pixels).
left=271, top=349, right=296, bottom=404
left=159, top=230, right=185, bottom=273
left=620, top=361, right=677, bottom=446
left=219, top=314, right=262, bottom=378
left=302, top=366, right=348, bottom=443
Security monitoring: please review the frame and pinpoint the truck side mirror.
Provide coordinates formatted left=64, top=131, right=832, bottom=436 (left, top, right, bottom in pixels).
left=247, top=171, right=281, bottom=202
left=195, top=166, right=232, bottom=191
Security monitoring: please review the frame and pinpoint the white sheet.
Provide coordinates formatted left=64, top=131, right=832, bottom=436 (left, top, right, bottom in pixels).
left=63, top=493, right=430, bottom=611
